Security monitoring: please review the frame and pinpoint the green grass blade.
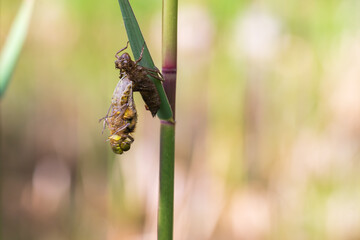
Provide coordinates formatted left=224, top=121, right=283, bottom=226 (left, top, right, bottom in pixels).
left=117, top=0, right=173, bottom=120
left=0, top=0, right=35, bottom=98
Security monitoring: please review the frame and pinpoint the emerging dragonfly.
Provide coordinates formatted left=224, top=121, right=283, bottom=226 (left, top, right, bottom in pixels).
left=101, top=42, right=163, bottom=154
left=101, top=74, right=137, bottom=154
left=114, top=42, right=164, bottom=116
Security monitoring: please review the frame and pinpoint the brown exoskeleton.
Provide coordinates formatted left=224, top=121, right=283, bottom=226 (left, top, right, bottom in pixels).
left=115, top=42, right=164, bottom=116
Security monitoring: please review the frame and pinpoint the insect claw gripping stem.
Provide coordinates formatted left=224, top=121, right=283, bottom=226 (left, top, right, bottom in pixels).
left=153, top=66, right=164, bottom=80
left=147, top=72, right=164, bottom=82
left=142, top=66, right=165, bottom=81
left=134, top=43, right=145, bottom=65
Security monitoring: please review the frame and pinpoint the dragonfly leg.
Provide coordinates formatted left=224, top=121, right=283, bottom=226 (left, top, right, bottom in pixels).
left=100, top=102, right=129, bottom=134
left=147, top=71, right=164, bottom=82
left=113, top=122, right=130, bottom=135
left=142, top=66, right=164, bottom=81
left=99, top=105, right=112, bottom=122
left=115, top=41, right=129, bottom=59
left=99, top=104, right=113, bottom=133
left=134, top=43, right=145, bottom=64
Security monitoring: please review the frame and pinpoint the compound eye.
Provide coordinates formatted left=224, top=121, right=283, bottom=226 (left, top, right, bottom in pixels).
left=109, top=135, right=124, bottom=154
left=112, top=145, right=123, bottom=154
left=120, top=140, right=131, bottom=151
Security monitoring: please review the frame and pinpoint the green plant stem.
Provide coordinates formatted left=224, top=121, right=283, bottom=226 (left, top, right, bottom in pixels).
left=158, top=0, right=177, bottom=239
left=0, top=0, right=35, bottom=97
left=162, top=0, right=178, bottom=70
left=158, top=122, right=175, bottom=240
left=161, top=0, right=177, bottom=117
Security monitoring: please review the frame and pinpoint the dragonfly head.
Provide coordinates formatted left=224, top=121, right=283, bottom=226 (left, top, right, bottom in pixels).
left=108, top=134, right=132, bottom=154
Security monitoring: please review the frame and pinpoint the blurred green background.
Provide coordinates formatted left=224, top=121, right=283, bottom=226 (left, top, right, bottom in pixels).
left=2, top=0, right=360, bottom=239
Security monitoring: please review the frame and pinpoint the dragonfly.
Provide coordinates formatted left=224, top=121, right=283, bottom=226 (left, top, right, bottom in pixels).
left=101, top=74, right=137, bottom=154
left=101, top=42, right=163, bottom=154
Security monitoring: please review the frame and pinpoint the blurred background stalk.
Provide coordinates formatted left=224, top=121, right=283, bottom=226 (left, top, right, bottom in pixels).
left=0, top=0, right=35, bottom=98
left=158, top=0, right=177, bottom=238
left=0, top=0, right=34, bottom=238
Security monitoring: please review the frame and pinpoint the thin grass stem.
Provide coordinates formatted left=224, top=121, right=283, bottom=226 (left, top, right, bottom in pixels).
left=158, top=0, right=178, bottom=238
left=0, top=0, right=35, bottom=97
